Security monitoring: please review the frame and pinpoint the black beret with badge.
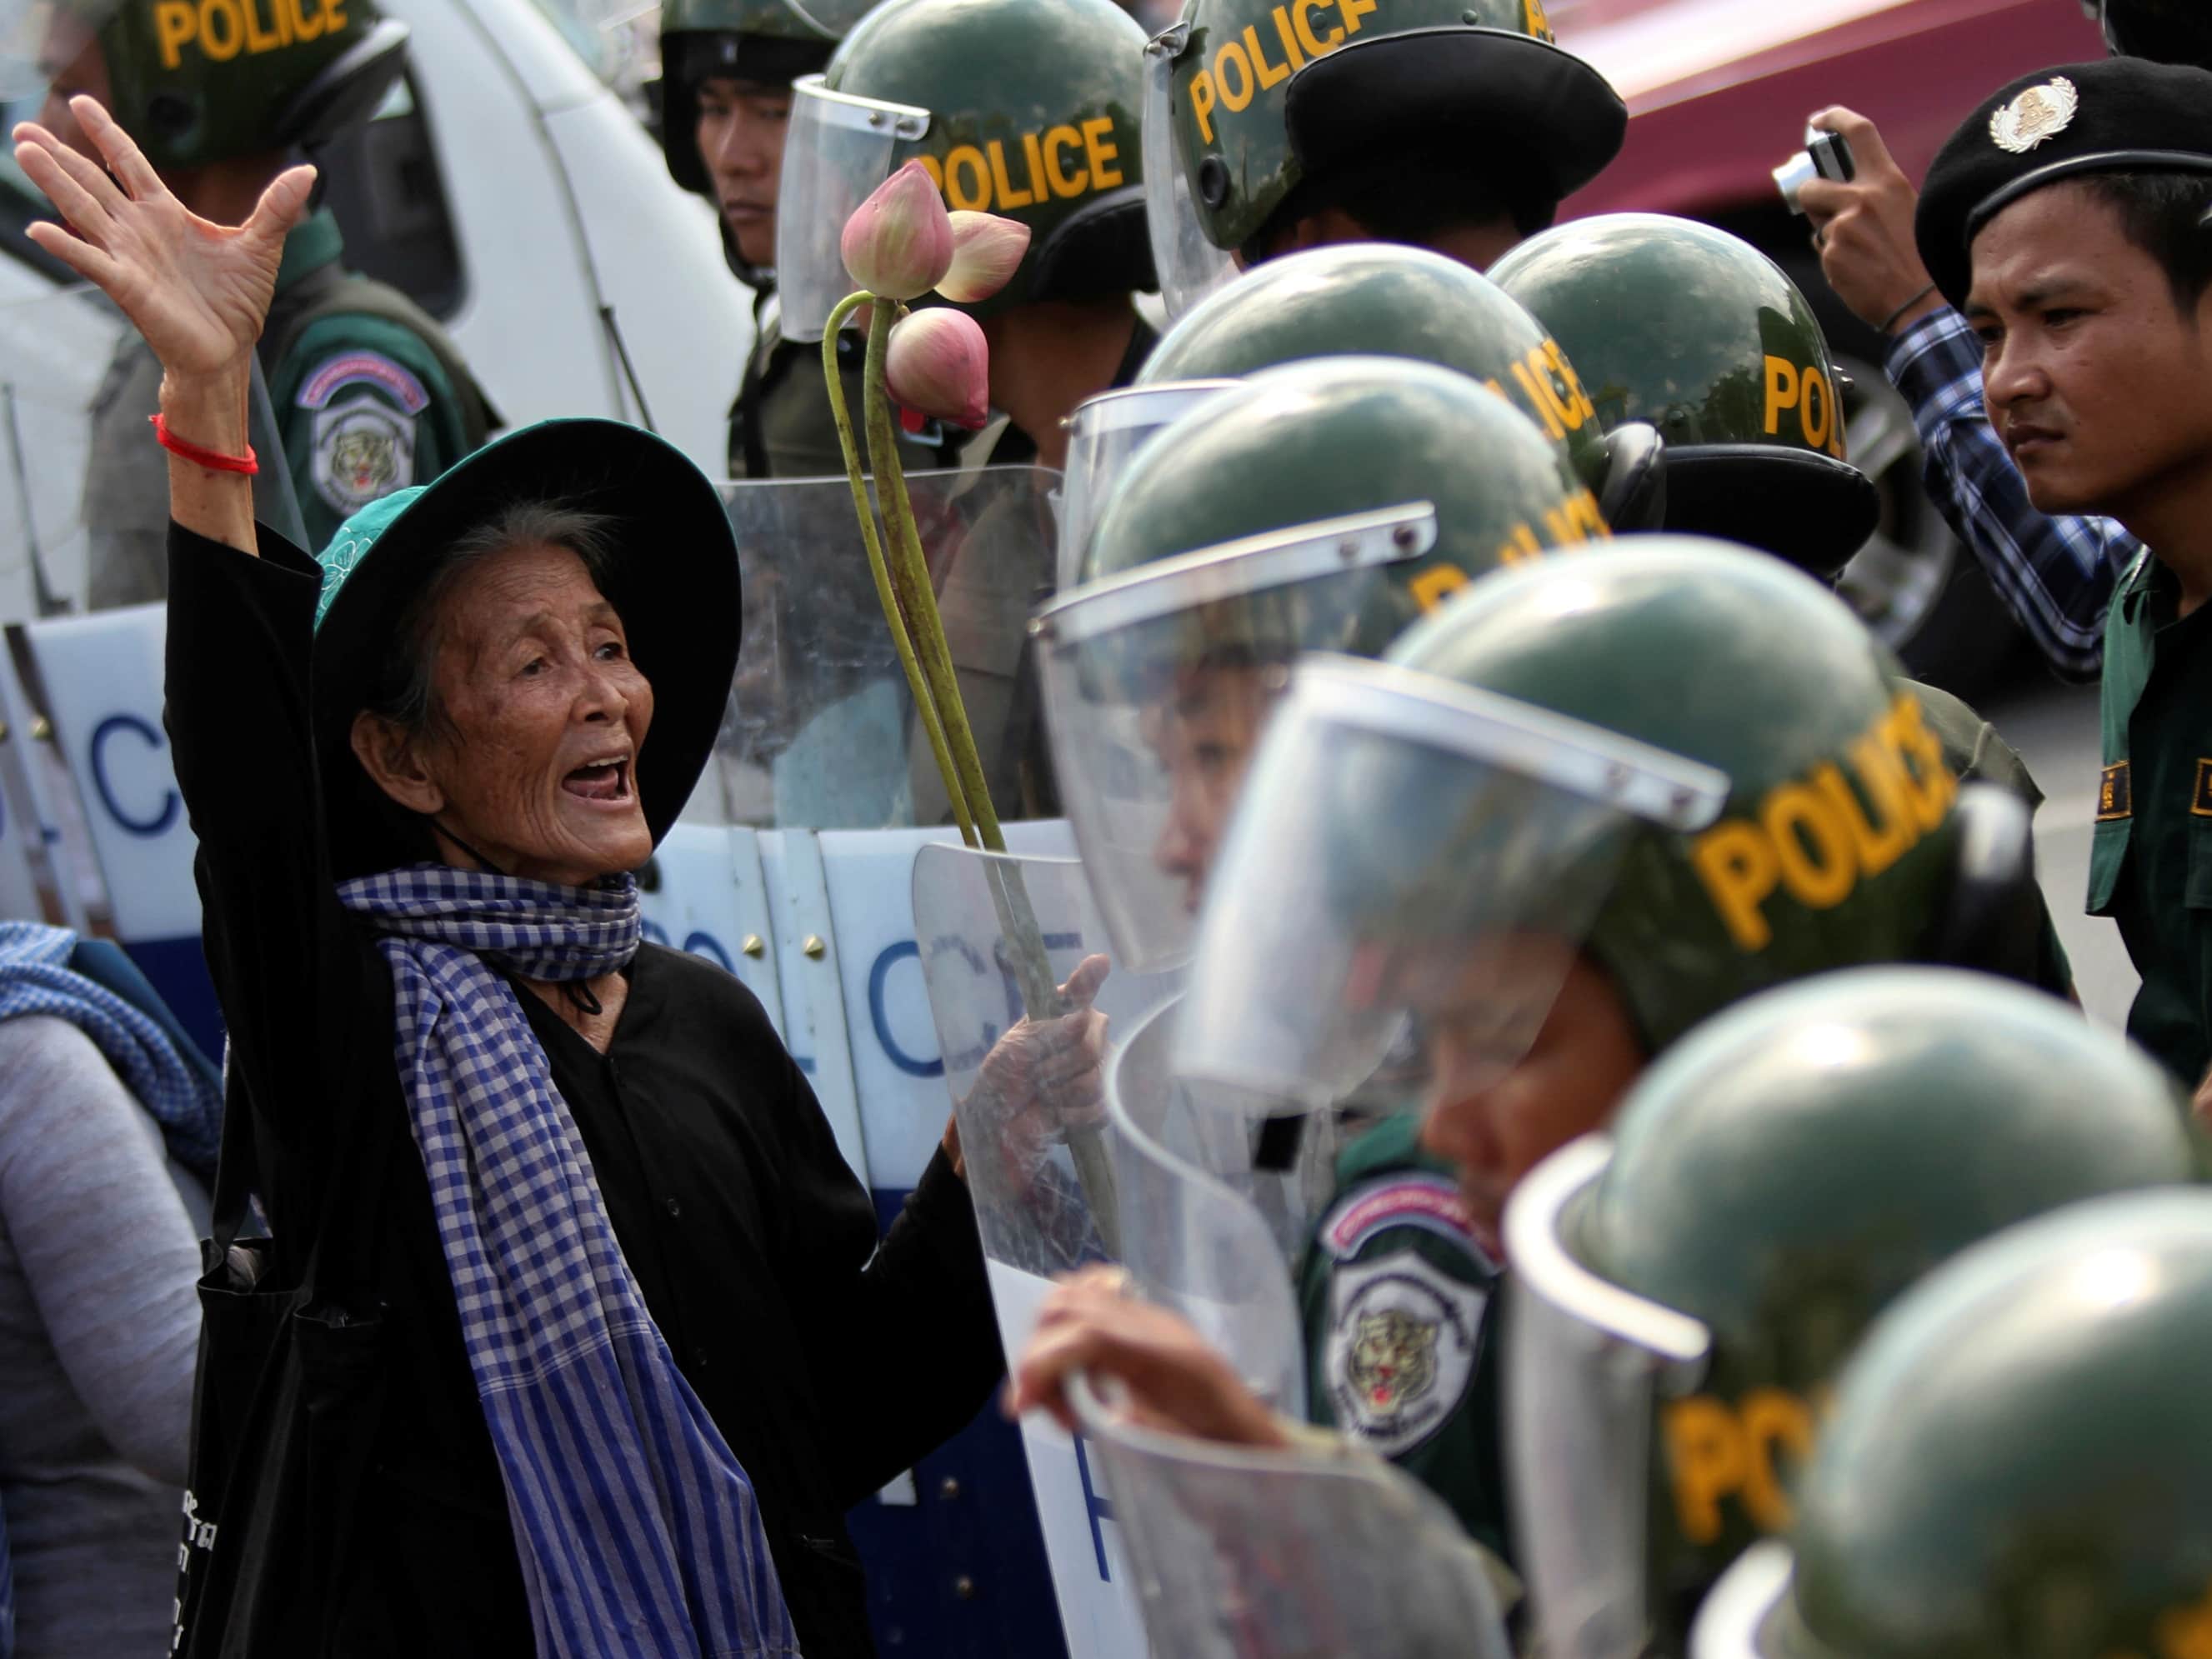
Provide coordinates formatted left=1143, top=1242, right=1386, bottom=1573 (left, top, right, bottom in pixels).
left=1914, top=56, right=2212, bottom=307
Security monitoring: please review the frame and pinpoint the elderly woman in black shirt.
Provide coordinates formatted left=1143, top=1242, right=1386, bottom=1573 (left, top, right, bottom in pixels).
left=13, top=101, right=1001, bottom=1656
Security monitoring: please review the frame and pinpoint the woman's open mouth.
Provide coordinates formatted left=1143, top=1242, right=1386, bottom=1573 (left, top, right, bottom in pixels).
left=563, top=755, right=633, bottom=804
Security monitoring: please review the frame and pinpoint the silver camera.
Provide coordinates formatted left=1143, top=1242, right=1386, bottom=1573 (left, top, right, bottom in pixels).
left=1774, top=127, right=1857, bottom=214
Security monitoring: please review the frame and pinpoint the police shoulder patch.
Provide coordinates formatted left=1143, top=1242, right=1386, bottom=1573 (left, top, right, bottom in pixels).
left=311, top=393, right=417, bottom=516
left=1324, top=1249, right=1487, bottom=1461
left=1319, top=1172, right=1490, bottom=1265
left=296, top=351, right=431, bottom=415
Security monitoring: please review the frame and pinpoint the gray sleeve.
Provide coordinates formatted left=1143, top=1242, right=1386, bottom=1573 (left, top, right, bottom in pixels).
left=0, top=1016, right=203, bottom=1487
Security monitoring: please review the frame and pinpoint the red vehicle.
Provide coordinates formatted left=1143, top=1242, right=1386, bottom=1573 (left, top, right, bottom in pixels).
left=1554, top=0, right=2108, bottom=691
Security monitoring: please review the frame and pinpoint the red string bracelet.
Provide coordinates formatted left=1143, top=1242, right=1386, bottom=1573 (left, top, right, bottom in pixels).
left=149, top=413, right=258, bottom=476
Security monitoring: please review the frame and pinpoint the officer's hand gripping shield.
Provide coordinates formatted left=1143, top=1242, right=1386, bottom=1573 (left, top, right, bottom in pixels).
left=1057, top=380, right=1239, bottom=592
left=774, top=73, right=931, bottom=344
left=705, top=466, right=1057, bottom=830
left=1066, top=1367, right=1517, bottom=1658
left=1504, top=1134, right=1715, bottom=1659
left=1030, top=502, right=1444, bottom=976
left=1141, top=23, right=1238, bottom=322
left=1170, top=653, right=1729, bottom=1122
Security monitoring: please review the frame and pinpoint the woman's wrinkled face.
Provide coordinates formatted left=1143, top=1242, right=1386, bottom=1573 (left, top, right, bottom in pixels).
left=356, top=542, right=655, bottom=886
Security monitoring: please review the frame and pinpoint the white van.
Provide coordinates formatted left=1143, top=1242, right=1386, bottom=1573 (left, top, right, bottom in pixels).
left=0, top=0, right=753, bottom=617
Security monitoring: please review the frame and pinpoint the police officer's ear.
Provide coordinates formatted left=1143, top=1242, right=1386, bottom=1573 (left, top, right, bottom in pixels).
left=1919, top=782, right=2048, bottom=987
left=1597, top=422, right=1666, bottom=532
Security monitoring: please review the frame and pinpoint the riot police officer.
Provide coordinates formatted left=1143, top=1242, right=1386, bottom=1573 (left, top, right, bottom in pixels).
left=1693, top=1186, right=2212, bottom=1657
left=658, top=0, right=953, bottom=479
left=27, top=0, right=493, bottom=588
left=1141, top=0, right=1625, bottom=312
left=773, top=0, right=1158, bottom=470
left=1013, top=541, right=2060, bottom=1604
left=1505, top=967, right=2192, bottom=1656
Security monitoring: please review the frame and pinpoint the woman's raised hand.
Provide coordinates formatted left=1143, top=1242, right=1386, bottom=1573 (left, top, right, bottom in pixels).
left=11, top=96, right=314, bottom=381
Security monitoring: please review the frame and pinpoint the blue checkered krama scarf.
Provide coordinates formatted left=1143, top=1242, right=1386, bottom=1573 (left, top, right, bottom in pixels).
left=335, top=864, right=797, bottom=1657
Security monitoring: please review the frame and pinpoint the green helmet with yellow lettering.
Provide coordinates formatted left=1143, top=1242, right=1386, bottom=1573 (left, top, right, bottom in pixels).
left=658, top=0, right=865, bottom=197
left=1489, top=214, right=1880, bottom=577
left=1141, top=0, right=1624, bottom=312
left=21, top=0, right=408, bottom=169
left=1033, top=352, right=1607, bottom=973
left=1135, top=242, right=1614, bottom=499
left=1384, top=540, right=1964, bottom=1052
left=773, top=0, right=1154, bottom=340
left=1504, top=968, right=2194, bottom=1659
left=1694, top=1187, right=2212, bottom=1659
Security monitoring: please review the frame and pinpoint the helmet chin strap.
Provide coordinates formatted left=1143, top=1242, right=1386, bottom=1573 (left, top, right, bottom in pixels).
left=426, top=817, right=608, bottom=1020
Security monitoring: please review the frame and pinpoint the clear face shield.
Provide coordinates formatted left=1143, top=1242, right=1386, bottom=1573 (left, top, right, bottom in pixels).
left=774, top=73, right=931, bottom=343
left=1030, top=502, right=1441, bottom=976
left=1170, top=657, right=1730, bottom=1127
left=1504, top=1136, right=1717, bottom=1659
left=1056, top=380, right=1240, bottom=592
left=774, top=0, right=878, bottom=32
left=0, top=0, right=106, bottom=127
left=1142, top=22, right=1238, bottom=321
left=1067, top=1368, right=1516, bottom=1659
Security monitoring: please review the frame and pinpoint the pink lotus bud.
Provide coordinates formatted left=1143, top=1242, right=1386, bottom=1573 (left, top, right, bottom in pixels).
left=842, top=161, right=954, bottom=300
left=938, top=211, right=1032, bottom=305
left=885, top=308, right=991, bottom=430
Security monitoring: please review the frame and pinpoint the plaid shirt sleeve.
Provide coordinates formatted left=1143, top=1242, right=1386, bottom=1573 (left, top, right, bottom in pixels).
left=1885, top=307, right=2136, bottom=683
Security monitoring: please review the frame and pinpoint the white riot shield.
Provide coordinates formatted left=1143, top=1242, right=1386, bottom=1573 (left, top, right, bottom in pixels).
left=709, top=467, right=1060, bottom=832
left=1070, top=1371, right=1514, bottom=1659
left=913, top=840, right=1184, bottom=1658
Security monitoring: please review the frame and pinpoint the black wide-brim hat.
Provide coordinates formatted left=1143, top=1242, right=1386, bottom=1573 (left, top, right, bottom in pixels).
left=309, top=417, right=740, bottom=879
left=1916, top=56, right=2212, bottom=308
left=1285, top=27, right=1627, bottom=225
left=1663, top=445, right=1881, bottom=580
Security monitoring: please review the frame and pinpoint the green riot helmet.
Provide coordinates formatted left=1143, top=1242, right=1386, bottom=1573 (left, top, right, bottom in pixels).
left=1033, top=352, right=1609, bottom=977
left=3, top=0, right=408, bottom=169
left=1136, top=243, right=1619, bottom=508
left=1489, top=214, right=1881, bottom=577
left=1503, top=967, right=2194, bottom=1659
left=1141, top=0, right=1624, bottom=316
left=773, top=0, right=1154, bottom=342
left=1172, top=539, right=1968, bottom=1135
left=2091, top=0, right=2212, bottom=67
left=1694, top=1187, right=2212, bottom=1659
left=657, top=0, right=865, bottom=197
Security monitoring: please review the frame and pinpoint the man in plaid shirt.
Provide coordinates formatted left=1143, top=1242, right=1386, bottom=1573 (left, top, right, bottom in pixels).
left=1801, top=107, right=2140, bottom=682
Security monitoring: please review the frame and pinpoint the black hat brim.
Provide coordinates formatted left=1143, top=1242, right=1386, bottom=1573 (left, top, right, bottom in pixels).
left=1284, top=28, right=1626, bottom=212
left=311, top=418, right=740, bottom=880
left=1661, top=445, right=1879, bottom=579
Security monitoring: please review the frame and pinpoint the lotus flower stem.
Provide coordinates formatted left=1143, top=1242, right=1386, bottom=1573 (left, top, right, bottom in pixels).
left=863, top=300, right=1010, bottom=857
left=843, top=288, right=1120, bottom=1248
left=821, top=289, right=977, bottom=849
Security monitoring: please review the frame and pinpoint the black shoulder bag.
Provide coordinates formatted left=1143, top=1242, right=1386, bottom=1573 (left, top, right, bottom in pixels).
left=173, top=1082, right=399, bottom=1657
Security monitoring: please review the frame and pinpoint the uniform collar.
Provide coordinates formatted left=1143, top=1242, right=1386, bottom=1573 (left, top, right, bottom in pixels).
left=274, top=208, right=347, bottom=297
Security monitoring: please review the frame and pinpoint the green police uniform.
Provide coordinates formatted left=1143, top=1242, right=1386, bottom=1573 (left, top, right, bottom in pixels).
left=1297, top=1116, right=1510, bottom=1561
left=2090, top=547, right=2212, bottom=1087
left=261, top=209, right=493, bottom=557
left=55, top=0, right=489, bottom=590
left=730, top=298, right=954, bottom=479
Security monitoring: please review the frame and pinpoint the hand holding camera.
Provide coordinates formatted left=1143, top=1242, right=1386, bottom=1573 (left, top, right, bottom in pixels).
left=1791, top=107, right=1945, bottom=338
left=1775, top=126, right=1857, bottom=214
